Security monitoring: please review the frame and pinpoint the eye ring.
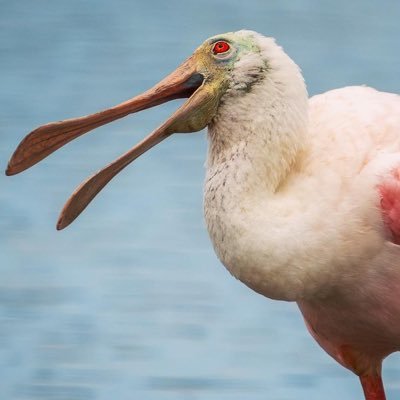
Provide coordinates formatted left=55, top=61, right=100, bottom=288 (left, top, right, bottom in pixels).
left=212, top=41, right=230, bottom=55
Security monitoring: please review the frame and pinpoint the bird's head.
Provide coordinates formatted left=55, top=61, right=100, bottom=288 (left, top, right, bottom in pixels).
left=6, top=30, right=305, bottom=229
left=172, top=29, right=271, bottom=130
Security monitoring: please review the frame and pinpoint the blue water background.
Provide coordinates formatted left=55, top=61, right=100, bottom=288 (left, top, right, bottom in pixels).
left=1, top=1, right=400, bottom=399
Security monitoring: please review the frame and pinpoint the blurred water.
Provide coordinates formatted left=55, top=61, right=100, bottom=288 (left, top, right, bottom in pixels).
left=1, top=1, right=400, bottom=399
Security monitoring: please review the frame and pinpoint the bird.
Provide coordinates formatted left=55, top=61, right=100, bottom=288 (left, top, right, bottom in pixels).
left=6, top=30, right=400, bottom=400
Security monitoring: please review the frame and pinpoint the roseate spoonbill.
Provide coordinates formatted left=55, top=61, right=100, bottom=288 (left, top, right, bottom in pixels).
left=6, top=30, right=400, bottom=400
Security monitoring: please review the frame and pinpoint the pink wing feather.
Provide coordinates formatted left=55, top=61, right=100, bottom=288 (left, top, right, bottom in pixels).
left=379, top=168, right=400, bottom=245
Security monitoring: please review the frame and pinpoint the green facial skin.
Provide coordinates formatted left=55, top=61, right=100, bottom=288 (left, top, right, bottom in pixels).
left=172, top=32, right=261, bottom=134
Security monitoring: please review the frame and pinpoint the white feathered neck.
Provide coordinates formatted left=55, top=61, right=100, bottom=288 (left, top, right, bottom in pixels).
left=207, top=32, right=309, bottom=193
left=204, top=33, right=312, bottom=300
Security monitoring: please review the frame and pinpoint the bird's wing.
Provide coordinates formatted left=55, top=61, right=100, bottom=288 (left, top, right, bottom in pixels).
left=379, top=167, right=400, bottom=244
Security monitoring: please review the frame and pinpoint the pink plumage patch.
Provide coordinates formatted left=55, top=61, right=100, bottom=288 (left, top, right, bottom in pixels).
left=379, top=169, right=400, bottom=245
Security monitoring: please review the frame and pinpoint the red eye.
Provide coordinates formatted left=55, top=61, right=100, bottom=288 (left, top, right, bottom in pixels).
left=213, top=41, right=230, bottom=54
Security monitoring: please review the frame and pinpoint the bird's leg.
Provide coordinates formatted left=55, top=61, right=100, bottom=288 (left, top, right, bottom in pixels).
left=334, top=345, right=386, bottom=400
left=359, top=373, right=386, bottom=400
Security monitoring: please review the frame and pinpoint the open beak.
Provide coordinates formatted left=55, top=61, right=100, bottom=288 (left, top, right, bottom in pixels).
left=6, top=54, right=219, bottom=229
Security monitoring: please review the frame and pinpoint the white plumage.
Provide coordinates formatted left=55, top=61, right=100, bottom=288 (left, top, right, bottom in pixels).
left=206, top=84, right=400, bottom=300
